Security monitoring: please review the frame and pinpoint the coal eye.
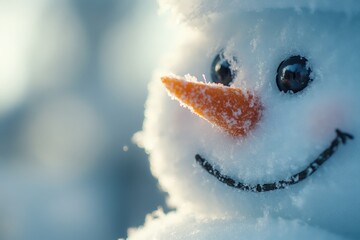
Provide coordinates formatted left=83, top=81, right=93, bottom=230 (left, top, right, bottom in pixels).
left=211, top=52, right=235, bottom=86
left=276, top=55, right=312, bottom=93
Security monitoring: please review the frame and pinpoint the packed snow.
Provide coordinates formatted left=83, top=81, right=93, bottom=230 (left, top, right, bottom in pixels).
left=128, top=209, right=348, bottom=240
left=132, top=0, right=360, bottom=239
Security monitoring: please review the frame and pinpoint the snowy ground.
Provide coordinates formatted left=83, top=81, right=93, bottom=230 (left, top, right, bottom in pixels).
left=0, top=1, right=170, bottom=239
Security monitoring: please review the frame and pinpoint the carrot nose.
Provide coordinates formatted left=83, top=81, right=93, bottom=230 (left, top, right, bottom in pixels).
left=161, top=75, right=262, bottom=137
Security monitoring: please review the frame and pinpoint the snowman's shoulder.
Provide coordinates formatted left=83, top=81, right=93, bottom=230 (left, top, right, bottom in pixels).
left=127, top=209, right=348, bottom=240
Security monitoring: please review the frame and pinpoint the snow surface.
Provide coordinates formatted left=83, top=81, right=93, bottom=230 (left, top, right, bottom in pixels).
left=158, top=0, right=360, bottom=26
left=128, top=209, right=348, bottom=240
left=133, top=1, right=360, bottom=239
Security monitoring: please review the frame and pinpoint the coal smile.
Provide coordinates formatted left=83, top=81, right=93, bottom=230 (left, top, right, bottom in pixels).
left=195, top=129, right=354, bottom=192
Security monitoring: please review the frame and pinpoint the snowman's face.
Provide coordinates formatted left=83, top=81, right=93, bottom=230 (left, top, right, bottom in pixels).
left=139, top=8, right=360, bottom=237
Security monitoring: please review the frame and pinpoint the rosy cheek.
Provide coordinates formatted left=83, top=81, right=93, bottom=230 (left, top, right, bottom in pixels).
left=306, top=101, right=347, bottom=141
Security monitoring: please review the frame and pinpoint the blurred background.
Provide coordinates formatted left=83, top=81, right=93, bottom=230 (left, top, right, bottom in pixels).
left=0, top=0, right=173, bottom=239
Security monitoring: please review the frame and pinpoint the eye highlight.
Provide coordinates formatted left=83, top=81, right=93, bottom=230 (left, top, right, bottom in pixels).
left=211, top=52, right=236, bottom=86
left=276, top=55, right=312, bottom=93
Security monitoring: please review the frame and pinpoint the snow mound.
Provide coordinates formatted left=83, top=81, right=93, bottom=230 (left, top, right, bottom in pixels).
left=128, top=209, right=348, bottom=240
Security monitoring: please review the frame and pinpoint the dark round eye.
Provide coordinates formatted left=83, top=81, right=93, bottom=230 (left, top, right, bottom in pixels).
left=211, top=52, right=235, bottom=86
left=276, top=55, right=312, bottom=93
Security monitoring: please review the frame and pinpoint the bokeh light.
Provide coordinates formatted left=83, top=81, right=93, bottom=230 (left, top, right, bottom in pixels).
left=0, top=0, right=172, bottom=239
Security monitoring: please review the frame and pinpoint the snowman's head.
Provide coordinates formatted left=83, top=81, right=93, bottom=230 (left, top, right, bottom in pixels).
left=136, top=0, right=360, bottom=237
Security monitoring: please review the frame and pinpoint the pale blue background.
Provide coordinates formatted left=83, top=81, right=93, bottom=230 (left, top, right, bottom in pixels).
left=0, top=1, right=170, bottom=239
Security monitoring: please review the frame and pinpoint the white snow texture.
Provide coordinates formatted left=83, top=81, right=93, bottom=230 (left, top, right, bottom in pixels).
left=131, top=0, right=360, bottom=239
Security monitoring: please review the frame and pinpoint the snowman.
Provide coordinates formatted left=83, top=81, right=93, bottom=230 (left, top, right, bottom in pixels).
left=129, top=0, right=360, bottom=239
